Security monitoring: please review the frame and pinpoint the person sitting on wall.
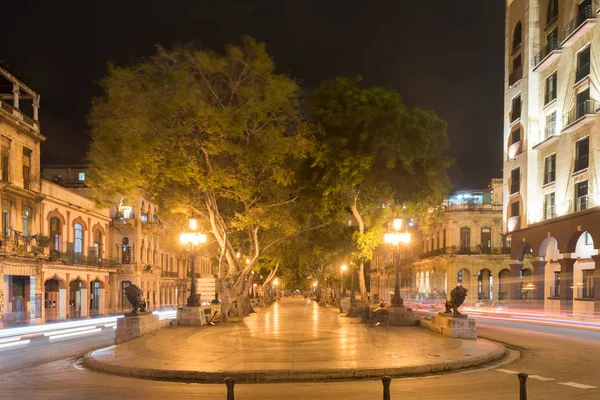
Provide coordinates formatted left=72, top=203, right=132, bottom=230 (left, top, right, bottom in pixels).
left=373, top=301, right=389, bottom=326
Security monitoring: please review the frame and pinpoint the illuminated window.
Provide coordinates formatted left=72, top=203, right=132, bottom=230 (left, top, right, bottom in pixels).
left=544, top=192, right=555, bottom=220
left=575, top=180, right=588, bottom=212
left=74, top=223, right=84, bottom=254
left=78, top=172, right=85, bottom=181
left=545, top=112, right=556, bottom=138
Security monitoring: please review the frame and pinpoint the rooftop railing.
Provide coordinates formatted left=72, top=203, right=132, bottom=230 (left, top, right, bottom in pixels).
left=0, top=100, right=40, bottom=132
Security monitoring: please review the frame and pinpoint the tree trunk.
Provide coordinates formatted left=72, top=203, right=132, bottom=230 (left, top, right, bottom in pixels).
left=350, top=196, right=369, bottom=302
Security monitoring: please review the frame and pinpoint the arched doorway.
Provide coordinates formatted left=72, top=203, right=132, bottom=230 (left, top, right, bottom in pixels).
left=89, top=279, right=104, bottom=316
left=44, top=278, right=61, bottom=321
left=498, top=269, right=511, bottom=300
left=478, top=269, right=493, bottom=300
left=521, top=268, right=533, bottom=299
left=69, top=279, right=87, bottom=319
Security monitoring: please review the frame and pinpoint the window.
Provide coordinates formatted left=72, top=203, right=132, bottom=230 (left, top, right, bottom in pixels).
left=585, top=232, right=593, bottom=246
left=576, top=46, right=591, bottom=83
left=22, top=147, right=31, bottom=190
left=552, top=272, right=560, bottom=297
left=74, top=223, right=84, bottom=255
left=513, top=22, right=522, bottom=51
left=93, top=229, right=102, bottom=259
left=460, top=227, right=470, bottom=252
left=121, top=237, right=131, bottom=264
left=1, top=136, right=10, bottom=182
left=22, top=206, right=31, bottom=237
left=582, top=269, right=594, bottom=298
left=78, top=172, right=85, bottom=181
left=481, top=228, right=491, bottom=254
left=545, top=111, right=556, bottom=138
left=575, top=180, right=588, bottom=212
left=511, top=95, right=521, bottom=122
left=458, top=270, right=463, bottom=284
left=510, top=167, right=520, bottom=194
left=544, top=154, right=556, bottom=184
left=544, top=192, right=556, bottom=220
left=512, top=55, right=522, bottom=71
left=547, top=0, right=558, bottom=24
left=511, top=201, right=520, bottom=217
left=574, top=137, right=589, bottom=173
left=511, top=128, right=520, bottom=144
left=50, top=217, right=61, bottom=251
left=2, top=199, right=12, bottom=239
left=545, top=73, right=557, bottom=105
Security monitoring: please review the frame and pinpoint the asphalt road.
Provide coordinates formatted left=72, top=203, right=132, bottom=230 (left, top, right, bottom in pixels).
left=0, top=315, right=598, bottom=399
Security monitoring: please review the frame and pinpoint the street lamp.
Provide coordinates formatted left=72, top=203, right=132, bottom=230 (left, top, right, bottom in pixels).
left=340, top=264, right=347, bottom=297
left=179, top=218, right=207, bottom=307
left=384, top=218, right=411, bottom=308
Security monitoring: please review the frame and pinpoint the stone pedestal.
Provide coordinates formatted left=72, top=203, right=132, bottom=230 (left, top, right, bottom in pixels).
left=388, top=306, right=418, bottom=326
left=178, top=306, right=205, bottom=326
left=424, top=313, right=476, bottom=339
left=115, top=313, right=160, bottom=345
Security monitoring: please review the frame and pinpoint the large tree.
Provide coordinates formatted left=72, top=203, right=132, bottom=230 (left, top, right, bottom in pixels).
left=308, top=77, right=452, bottom=301
left=87, top=38, right=315, bottom=317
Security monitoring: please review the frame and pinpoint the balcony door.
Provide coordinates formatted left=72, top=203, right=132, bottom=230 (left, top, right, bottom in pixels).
left=481, top=228, right=491, bottom=254
left=460, top=227, right=470, bottom=253
left=577, top=89, right=590, bottom=119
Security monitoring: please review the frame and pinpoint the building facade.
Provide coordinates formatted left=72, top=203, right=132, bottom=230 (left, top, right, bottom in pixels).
left=504, top=0, right=600, bottom=315
left=370, top=180, right=513, bottom=305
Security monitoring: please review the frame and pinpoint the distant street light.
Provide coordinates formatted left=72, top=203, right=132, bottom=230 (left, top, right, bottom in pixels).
left=384, top=218, right=411, bottom=308
left=339, top=264, right=348, bottom=312
left=179, top=218, right=207, bottom=307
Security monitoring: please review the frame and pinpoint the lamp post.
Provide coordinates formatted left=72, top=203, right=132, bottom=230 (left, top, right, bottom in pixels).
left=179, top=218, right=207, bottom=307
left=339, top=264, right=347, bottom=312
left=350, top=264, right=356, bottom=307
left=384, top=218, right=411, bottom=308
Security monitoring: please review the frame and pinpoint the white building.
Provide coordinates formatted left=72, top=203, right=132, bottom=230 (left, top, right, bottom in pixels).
left=504, top=0, right=599, bottom=314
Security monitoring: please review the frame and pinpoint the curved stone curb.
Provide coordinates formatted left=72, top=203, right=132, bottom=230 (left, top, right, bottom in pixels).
left=83, top=342, right=507, bottom=383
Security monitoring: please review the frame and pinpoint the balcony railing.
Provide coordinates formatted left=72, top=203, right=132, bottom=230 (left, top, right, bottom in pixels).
left=533, top=37, right=561, bottom=70
left=110, top=217, right=136, bottom=229
left=562, top=100, right=597, bottom=129
left=0, top=100, right=40, bottom=133
left=575, top=286, right=595, bottom=299
left=508, top=65, right=523, bottom=86
left=49, top=250, right=119, bottom=269
left=561, top=4, right=595, bottom=45
left=544, top=205, right=556, bottom=220
left=162, top=271, right=179, bottom=278
left=444, top=203, right=502, bottom=212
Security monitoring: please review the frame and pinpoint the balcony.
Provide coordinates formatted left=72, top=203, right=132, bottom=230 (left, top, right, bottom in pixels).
left=507, top=140, right=522, bottom=159
left=507, top=215, right=521, bottom=232
left=444, top=203, right=502, bottom=212
left=162, top=271, right=179, bottom=278
left=110, top=217, right=136, bottom=230
left=562, top=100, right=597, bottom=133
left=561, top=5, right=597, bottom=47
left=544, top=205, right=557, bottom=220
left=533, top=38, right=562, bottom=72
left=48, top=250, right=119, bottom=269
left=0, top=100, right=40, bottom=133
left=533, top=122, right=560, bottom=150
left=575, top=62, right=590, bottom=85
left=508, top=65, right=523, bottom=86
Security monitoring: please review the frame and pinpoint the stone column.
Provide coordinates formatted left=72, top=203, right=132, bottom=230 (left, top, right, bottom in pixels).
left=0, top=271, right=4, bottom=328
left=531, top=259, right=547, bottom=301
left=33, top=95, right=40, bottom=121
left=557, top=258, right=576, bottom=311
left=509, top=262, right=523, bottom=301
left=12, top=83, right=19, bottom=108
left=65, top=273, right=70, bottom=318
left=591, top=256, right=600, bottom=313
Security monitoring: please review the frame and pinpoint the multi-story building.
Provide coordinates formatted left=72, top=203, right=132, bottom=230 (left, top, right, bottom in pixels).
left=504, top=0, right=600, bottom=315
left=370, top=180, right=513, bottom=305
left=42, top=166, right=216, bottom=314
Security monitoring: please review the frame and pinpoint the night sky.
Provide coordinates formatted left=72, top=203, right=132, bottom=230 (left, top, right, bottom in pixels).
left=3, top=1, right=505, bottom=190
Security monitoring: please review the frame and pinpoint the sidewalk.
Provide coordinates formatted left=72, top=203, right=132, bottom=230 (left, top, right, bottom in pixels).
left=84, top=298, right=506, bottom=382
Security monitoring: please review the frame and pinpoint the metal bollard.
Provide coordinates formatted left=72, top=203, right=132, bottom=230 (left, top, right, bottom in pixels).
left=381, top=376, right=392, bottom=400
left=224, top=377, right=235, bottom=400
left=517, top=373, right=528, bottom=400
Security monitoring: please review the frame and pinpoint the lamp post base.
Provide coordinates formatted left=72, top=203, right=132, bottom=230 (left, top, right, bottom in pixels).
left=178, top=306, right=205, bottom=326
left=390, top=295, right=404, bottom=307
left=187, top=293, right=201, bottom=308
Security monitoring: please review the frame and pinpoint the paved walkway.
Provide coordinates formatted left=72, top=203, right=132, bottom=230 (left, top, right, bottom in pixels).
left=84, top=298, right=505, bottom=382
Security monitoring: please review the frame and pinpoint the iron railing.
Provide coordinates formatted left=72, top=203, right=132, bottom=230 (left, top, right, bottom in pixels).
left=49, top=250, right=119, bottom=268
left=534, top=37, right=560, bottom=68
left=562, top=100, right=597, bottom=128
left=576, top=286, right=595, bottom=299
left=561, top=4, right=594, bottom=42
left=544, top=205, right=557, bottom=220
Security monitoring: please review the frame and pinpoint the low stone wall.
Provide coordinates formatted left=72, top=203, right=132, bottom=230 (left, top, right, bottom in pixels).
left=115, top=313, right=161, bottom=344
left=420, top=312, right=477, bottom=339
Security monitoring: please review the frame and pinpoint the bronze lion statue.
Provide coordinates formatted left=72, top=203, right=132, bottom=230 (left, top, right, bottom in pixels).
left=125, top=284, right=147, bottom=315
left=444, top=285, right=468, bottom=315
